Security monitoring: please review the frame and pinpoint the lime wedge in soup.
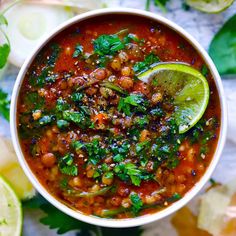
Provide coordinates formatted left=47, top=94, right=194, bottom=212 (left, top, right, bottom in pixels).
left=185, top=0, right=234, bottom=13
left=137, top=63, right=210, bottom=133
left=0, top=176, right=23, bottom=236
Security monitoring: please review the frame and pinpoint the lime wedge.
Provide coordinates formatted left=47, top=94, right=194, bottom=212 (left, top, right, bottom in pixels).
left=137, top=63, right=210, bottom=133
left=0, top=138, right=35, bottom=200
left=0, top=176, right=23, bottom=236
left=185, top=0, right=234, bottom=13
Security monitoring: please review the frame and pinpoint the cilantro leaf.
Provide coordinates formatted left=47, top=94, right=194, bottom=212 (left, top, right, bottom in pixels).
left=0, top=43, right=10, bottom=69
left=118, top=94, right=148, bottom=116
left=58, top=153, right=78, bottom=176
left=73, top=43, right=83, bottom=58
left=23, top=194, right=143, bottom=235
left=0, top=15, right=8, bottom=26
left=130, top=193, right=143, bottom=215
left=209, top=14, right=236, bottom=75
left=133, top=53, right=160, bottom=74
left=0, top=88, right=10, bottom=121
left=93, top=34, right=125, bottom=56
left=114, top=163, right=153, bottom=186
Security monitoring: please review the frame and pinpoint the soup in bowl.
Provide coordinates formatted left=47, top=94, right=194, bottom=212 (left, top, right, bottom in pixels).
left=10, top=9, right=227, bottom=227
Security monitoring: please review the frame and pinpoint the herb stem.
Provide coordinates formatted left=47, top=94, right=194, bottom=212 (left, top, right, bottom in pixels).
left=96, top=226, right=103, bottom=236
left=145, top=0, right=151, bottom=10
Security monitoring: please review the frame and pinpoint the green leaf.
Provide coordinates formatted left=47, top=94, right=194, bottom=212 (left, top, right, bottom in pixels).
left=209, top=14, right=236, bottom=75
left=133, top=52, right=160, bottom=74
left=93, top=34, right=125, bottom=56
left=24, top=195, right=142, bottom=235
left=0, top=43, right=10, bottom=69
left=118, top=94, right=148, bottom=116
left=24, top=194, right=143, bottom=235
left=58, top=153, right=78, bottom=176
left=0, top=88, right=10, bottom=121
left=0, top=15, right=8, bottom=26
left=130, top=193, right=143, bottom=215
left=73, top=43, right=83, bottom=58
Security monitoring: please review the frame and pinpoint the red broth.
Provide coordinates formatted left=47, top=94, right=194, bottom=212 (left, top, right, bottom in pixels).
left=17, top=14, right=221, bottom=219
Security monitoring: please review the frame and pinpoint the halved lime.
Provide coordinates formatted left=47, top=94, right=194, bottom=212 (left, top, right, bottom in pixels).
left=0, top=138, right=35, bottom=200
left=185, top=0, right=234, bottom=13
left=0, top=176, right=23, bottom=236
left=137, top=63, right=210, bottom=133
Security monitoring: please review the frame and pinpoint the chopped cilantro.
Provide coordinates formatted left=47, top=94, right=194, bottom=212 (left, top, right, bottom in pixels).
left=93, top=34, right=125, bottom=56
left=56, top=98, right=70, bottom=112
left=0, top=43, right=10, bottom=69
left=0, top=88, right=10, bottom=121
left=114, top=163, right=153, bottom=186
left=39, top=115, right=54, bottom=126
left=168, top=193, right=182, bottom=202
left=130, top=193, right=143, bottom=215
left=201, top=64, right=208, bottom=77
left=84, top=139, right=106, bottom=165
left=63, top=110, right=91, bottom=129
left=73, top=43, right=83, bottom=58
left=134, top=116, right=149, bottom=128
left=58, top=153, right=78, bottom=176
left=57, top=120, right=69, bottom=129
left=48, top=43, right=61, bottom=66
left=71, top=92, right=83, bottom=102
left=133, top=53, right=160, bottom=73
left=118, top=94, right=148, bottom=116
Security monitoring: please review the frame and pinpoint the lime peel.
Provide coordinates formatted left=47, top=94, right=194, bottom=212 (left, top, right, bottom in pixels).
left=137, top=63, right=210, bottom=133
left=0, top=175, right=23, bottom=236
left=185, top=0, right=234, bottom=13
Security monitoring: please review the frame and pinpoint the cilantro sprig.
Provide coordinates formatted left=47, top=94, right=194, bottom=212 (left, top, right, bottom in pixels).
left=23, top=194, right=143, bottom=235
left=0, top=88, right=10, bottom=121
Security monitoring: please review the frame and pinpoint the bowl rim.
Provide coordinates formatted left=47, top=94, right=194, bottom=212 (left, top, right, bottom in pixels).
left=10, top=8, right=227, bottom=228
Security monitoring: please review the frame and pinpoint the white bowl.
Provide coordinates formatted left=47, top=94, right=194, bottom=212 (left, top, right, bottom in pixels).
left=10, top=8, right=227, bottom=228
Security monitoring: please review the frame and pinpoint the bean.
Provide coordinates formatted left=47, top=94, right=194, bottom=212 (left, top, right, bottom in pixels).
left=118, top=76, right=134, bottom=90
left=151, top=93, right=163, bottom=105
left=187, top=148, right=195, bottom=162
left=118, top=51, right=129, bottom=63
left=32, top=110, right=42, bottom=120
left=85, top=87, right=97, bottom=96
left=110, top=196, right=122, bottom=207
left=91, top=184, right=100, bottom=192
left=94, top=68, right=107, bottom=80
left=69, top=177, right=83, bottom=188
left=100, top=87, right=113, bottom=99
left=102, top=173, right=114, bottom=185
left=86, top=165, right=95, bottom=178
left=121, top=198, right=131, bottom=208
left=121, top=67, right=131, bottom=76
left=110, top=58, right=121, bottom=71
left=176, top=184, right=186, bottom=194
left=118, top=186, right=130, bottom=197
left=139, top=129, right=150, bottom=142
left=41, top=153, right=56, bottom=168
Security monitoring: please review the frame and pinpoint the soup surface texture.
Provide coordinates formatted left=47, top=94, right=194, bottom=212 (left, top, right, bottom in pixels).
left=17, top=15, right=221, bottom=219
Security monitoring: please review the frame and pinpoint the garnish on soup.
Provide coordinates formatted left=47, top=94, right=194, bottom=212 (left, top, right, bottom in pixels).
left=17, top=15, right=221, bottom=219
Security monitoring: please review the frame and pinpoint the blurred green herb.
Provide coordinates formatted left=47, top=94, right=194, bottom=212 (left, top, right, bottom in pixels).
left=0, top=88, right=10, bottom=121
left=23, top=194, right=143, bottom=235
left=209, top=14, right=236, bottom=75
left=146, top=0, right=170, bottom=11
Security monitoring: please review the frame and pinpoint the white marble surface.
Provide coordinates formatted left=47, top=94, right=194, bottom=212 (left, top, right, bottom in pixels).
left=0, top=0, right=236, bottom=235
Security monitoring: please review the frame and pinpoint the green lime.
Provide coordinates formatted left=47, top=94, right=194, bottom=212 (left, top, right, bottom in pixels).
left=0, top=138, right=35, bottom=200
left=137, top=63, right=210, bottom=133
left=0, top=175, right=23, bottom=236
left=185, top=0, right=234, bottom=13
